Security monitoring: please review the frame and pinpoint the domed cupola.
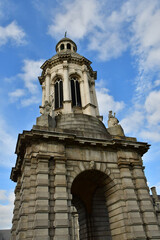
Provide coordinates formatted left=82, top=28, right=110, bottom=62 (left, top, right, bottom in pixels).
left=38, top=36, right=102, bottom=123
left=56, top=37, right=77, bottom=53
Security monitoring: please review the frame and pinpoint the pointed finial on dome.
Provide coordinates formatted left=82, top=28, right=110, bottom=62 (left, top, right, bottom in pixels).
left=64, top=31, right=67, bottom=38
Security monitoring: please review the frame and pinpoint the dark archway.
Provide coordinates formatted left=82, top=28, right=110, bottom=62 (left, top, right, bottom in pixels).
left=71, top=170, right=112, bottom=240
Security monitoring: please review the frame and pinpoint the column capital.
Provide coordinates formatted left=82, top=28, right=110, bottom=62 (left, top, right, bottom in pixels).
left=63, top=64, right=68, bottom=69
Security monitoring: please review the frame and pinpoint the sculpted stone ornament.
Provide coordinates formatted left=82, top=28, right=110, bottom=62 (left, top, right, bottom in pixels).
left=36, top=101, right=56, bottom=128
left=107, top=110, right=125, bottom=137
left=43, top=101, right=51, bottom=115
left=108, top=111, right=119, bottom=128
left=39, top=101, right=51, bottom=115
left=90, top=160, right=95, bottom=169
left=56, top=111, right=62, bottom=116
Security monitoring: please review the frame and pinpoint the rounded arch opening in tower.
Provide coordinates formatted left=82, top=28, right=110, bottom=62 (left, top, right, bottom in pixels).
left=71, top=169, right=114, bottom=240
left=69, top=74, right=82, bottom=108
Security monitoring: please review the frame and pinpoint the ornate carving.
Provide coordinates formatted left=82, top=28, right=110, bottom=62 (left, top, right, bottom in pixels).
left=108, top=110, right=119, bottom=128
left=90, top=160, right=95, bottom=169
left=42, top=101, right=51, bottom=115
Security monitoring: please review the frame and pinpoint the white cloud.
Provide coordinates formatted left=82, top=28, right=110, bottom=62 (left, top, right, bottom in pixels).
left=8, top=59, right=43, bottom=107
left=48, top=0, right=128, bottom=60
left=120, top=109, right=145, bottom=136
left=96, top=86, right=125, bottom=117
left=18, top=59, right=44, bottom=94
left=48, top=0, right=104, bottom=40
left=21, top=96, right=40, bottom=107
left=0, top=190, right=14, bottom=229
left=0, top=117, right=16, bottom=167
left=9, top=89, right=25, bottom=102
left=140, top=129, right=160, bottom=142
left=125, top=0, right=160, bottom=99
left=154, top=80, right=160, bottom=87
left=0, top=21, right=26, bottom=46
left=145, top=90, right=160, bottom=126
left=0, top=190, right=7, bottom=201
left=48, top=0, right=160, bottom=89
left=154, top=182, right=160, bottom=195
left=120, top=89, right=160, bottom=142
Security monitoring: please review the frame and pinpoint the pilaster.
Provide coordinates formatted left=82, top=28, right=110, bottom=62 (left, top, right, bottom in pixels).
left=11, top=179, right=21, bottom=240
left=79, top=79, right=85, bottom=108
left=118, top=152, right=147, bottom=240
left=91, top=80, right=99, bottom=116
left=42, top=83, right=45, bottom=106
left=33, top=154, right=50, bottom=240
left=63, top=63, right=72, bottom=113
left=132, top=165, right=160, bottom=239
left=83, top=67, right=91, bottom=105
left=82, top=67, right=96, bottom=116
left=53, top=156, right=70, bottom=240
left=45, top=74, right=50, bottom=102
left=26, top=157, right=37, bottom=240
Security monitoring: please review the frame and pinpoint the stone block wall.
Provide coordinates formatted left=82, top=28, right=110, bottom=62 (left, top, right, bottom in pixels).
left=11, top=133, right=160, bottom=240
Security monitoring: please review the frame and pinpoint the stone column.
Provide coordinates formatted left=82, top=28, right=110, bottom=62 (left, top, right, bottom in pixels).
left=132, top=164, right=160, bottom=239
left=11, top=179, right=21, bottom=240
left=42, top=83, right=45, bottom=106
left=79, top=79, right=85, bottom=108
left=83, top=68, right=91, bottom=105
left=91, top=80, right=99, bottom=116
left=33, top=154, right=50, bottom=240
left=53, top=157, right=70, bottom=240
left=63, top=62, right=72, bottom=113
left=45, top=74, right=50, bottom=102
left=117, top=151, right=147, bottom=239
left=82, top=67, right=95, bottom=116
left=50, top=83, right=54, bottom=111
left=16, top=159, right=31, bottom=240
left=63, top=62, right=70, bottom=101
left=26, top=157, right=37, bottom=240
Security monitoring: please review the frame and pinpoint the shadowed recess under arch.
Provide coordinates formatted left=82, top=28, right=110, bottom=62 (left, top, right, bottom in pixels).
left=71, top=170, right=113, bottom=240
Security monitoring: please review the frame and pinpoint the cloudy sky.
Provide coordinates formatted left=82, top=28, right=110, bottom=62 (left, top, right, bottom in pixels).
left=0, top=0, right=160, bottom=229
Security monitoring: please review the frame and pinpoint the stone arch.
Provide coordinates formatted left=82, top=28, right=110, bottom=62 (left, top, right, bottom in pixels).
left=69, top=166, right=124, bottom=240
left=69, top=74, right=82, bottom=107
left=69, top=71, right=82, bottom=79
left=69, top=160, right=116, bottom=187
left=52, top=74, right=64, bottom=109
left=70, top=170, right=112, bottom=239
left=51, top=74, right=63, bottom=84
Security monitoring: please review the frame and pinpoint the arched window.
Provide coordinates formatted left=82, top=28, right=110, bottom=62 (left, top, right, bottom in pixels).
left=60, top=44, right=64, bottom=50
left=67, top=43, right=71, bottom=50
left=54, top=79, right=63, bottom=109
left=70, top=77, right=81, bottom=107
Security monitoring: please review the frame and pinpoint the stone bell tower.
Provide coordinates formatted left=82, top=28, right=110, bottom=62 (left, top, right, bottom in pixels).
left=11, top=37, right=160, bottom=240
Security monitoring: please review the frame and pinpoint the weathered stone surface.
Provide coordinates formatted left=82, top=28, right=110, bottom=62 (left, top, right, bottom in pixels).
left=10, top=37, right=160, bottom=240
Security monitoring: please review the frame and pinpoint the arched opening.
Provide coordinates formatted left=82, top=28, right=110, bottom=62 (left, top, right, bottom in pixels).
left=70, top=77, right=82, bottom=107
left=60, top=44, right=64, bottom=50
left=71, top=170, right=112, bottom=240
left=54, top=78, right=63, bottom=109
left=67, top=43, right=71, bottom=49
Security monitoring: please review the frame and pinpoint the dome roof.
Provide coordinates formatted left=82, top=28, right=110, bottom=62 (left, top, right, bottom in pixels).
left=55, top=37, right=77, bottom=52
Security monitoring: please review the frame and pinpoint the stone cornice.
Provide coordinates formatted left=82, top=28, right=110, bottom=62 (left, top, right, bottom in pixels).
left=10, top=128, right=150, bottom=182
left=39, top=53, right=97, bottom=83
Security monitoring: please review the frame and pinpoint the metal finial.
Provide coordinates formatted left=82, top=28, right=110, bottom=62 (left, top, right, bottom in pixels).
left=64, top=31, right=67, bottom=38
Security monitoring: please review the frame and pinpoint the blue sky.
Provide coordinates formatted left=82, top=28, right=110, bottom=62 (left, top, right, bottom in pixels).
left=0, top=0, right=160, bottom=229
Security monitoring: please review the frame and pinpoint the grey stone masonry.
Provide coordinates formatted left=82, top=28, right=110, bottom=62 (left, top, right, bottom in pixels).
left=10, top=37, right=160, bottom=239
left=10, top=116, right=160, bottom=239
